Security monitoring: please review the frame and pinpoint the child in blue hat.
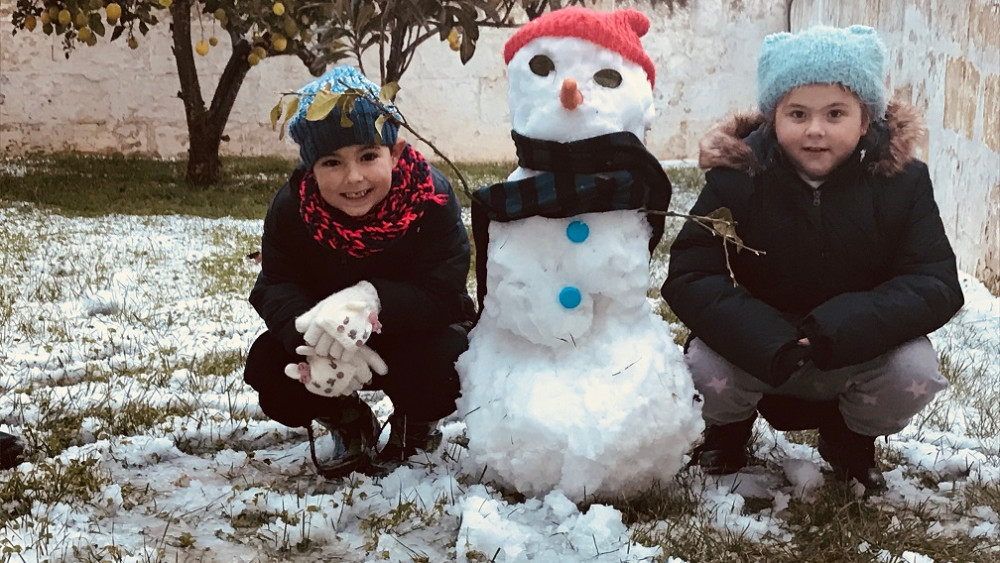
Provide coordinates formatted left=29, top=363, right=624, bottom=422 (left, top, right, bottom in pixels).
left=244, top=66, right=476, bottom=477
left=662, top=26, right=963, bottom=491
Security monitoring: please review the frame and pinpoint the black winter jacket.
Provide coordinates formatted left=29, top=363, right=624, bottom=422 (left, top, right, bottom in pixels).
left=662, top=101, right=963, bottom=386
left=250, top=163, right=476, bottom=355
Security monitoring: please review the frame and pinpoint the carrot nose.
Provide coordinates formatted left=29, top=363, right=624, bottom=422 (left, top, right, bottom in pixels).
left=560, top=78, right=583, bottom=110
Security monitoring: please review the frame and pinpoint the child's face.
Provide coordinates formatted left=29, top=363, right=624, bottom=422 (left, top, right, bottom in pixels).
left=312, top=138, right=406, bottom=217
left=774, top=84, right=869, bottom=182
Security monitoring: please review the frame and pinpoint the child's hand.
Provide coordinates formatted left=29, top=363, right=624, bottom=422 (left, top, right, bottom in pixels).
left=285, top=344, right=388, bottom=397
left=295, top=281, right=382, bottom=358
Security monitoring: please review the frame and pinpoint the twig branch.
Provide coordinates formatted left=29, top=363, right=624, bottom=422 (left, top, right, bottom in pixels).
left=644, top=208, right=765, bottom=286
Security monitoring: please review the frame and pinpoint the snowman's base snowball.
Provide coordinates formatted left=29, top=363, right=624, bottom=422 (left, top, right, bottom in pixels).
left=457, top=313, right=703, bottom=502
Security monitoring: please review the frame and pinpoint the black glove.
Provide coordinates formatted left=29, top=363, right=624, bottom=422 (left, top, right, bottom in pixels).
left=771, top=342, right=812, bottom=385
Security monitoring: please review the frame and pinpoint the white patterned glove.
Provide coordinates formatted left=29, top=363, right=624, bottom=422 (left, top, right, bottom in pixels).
left=285, top=344, right=388, bottom=398
left=295, top=281, right=382, bottom=359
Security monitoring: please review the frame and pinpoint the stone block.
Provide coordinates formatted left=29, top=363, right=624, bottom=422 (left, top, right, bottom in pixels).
left=983, top=73, right=1000, bottom=152
left=943, top=57, right=980, bottom=139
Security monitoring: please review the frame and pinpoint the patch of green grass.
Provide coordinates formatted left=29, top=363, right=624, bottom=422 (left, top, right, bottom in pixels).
left=1, top=153, right=293, bottom=219
left=0, top=457, right=109, bottom=523
left=1, top=153, right=519, bottom=217
left=623, top=470, right=999, bottom=563
left=665, top=165, right=706, bottom=195
left=778, top=486, right=995, bottom=563
left=189, top=348, right=248, bottom=379
left=199, top=251, right=258, bottom=297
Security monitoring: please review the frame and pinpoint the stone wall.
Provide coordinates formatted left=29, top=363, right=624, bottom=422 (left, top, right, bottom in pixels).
left=791, top=0, right=1000, bottom=294
left=0, top=1, right=787, bottom=162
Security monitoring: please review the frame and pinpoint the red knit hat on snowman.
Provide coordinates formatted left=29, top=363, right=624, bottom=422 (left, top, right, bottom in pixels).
left=503, top=6, right=657, bottom=88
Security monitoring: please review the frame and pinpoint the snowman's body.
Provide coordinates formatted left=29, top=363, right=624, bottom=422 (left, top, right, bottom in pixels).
left=456, top=16, right=702, bottom=501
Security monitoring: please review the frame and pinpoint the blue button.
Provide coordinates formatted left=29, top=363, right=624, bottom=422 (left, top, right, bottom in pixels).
left=566, top=221, right=589, bottom=243
left=559, top=286, right=582, bottom=309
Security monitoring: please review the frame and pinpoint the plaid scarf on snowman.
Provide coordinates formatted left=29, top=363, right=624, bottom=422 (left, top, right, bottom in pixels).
left=473, top=131, right=671, bottom=223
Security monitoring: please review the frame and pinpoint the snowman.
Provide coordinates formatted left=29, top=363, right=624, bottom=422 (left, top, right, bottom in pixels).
left=456, top=7, right=703, bottom=502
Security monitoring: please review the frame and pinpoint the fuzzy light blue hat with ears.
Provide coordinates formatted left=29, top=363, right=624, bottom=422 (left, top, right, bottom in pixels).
left=756, top=25, right=888, bottom=119
left=288, top=65, right=401, bottom=170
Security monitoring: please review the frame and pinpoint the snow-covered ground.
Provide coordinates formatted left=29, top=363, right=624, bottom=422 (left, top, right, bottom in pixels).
left=0, top=202, right=997, bottom=562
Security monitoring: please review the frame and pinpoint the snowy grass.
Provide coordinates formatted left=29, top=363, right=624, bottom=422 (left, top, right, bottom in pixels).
left=1, top=156, right=998, bottom=562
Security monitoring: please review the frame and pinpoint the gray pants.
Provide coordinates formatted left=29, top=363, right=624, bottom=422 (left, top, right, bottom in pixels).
left=687, top=337, right=948, bottom=436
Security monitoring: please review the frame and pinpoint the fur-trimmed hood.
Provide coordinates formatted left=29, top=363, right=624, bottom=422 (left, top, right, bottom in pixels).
left=698, top=99, right=924, bottom=178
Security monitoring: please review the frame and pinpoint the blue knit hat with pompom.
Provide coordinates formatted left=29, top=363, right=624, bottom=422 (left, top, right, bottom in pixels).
left=288, top=66, right=401, bottom=170
left=757, top=25, right=887, bottom=119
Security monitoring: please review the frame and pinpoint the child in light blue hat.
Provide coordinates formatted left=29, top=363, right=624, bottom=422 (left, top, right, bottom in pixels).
left=244, top=66, right=476, bottom=478
left=663, top=25, right=963, bottom=492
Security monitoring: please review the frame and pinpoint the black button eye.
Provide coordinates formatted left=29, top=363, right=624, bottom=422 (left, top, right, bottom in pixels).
left=594, top=69, right=622, bottom=88
left=529, top=55, right=555, bottom=77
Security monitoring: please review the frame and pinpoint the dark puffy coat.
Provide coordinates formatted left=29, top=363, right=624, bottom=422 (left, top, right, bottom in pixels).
left=662, top=100, right=963, bottom=386
left=250, top=163, right=476, bottom=355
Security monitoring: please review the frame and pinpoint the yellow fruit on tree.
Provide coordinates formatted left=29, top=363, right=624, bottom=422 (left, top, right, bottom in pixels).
left=48, top=7, right=60, bottom=22
left=128, top=36, right=138, bottom=49
left=78, top=27, right=92, bottom=42
left=209, top=36, right=218, bottom=46
left=272, top=2, right=285, bottom=16
left=58, top=9, right=71, bottom=26
left=74, top=11, right=88, bottom=29
left=447, top=27, right=461, bottom=51
left=282, top=18, right=297, bottom=37
left=89, top=0, right=102, bottom=10
left=195, top=40, right=210, bottom=56
left=214, top=8, right=226, bottom=21
left=106, top=3, right=122, bottom=21
left=271, top=34, right=287, bottom=52
left=159, top=0, right=173, bottom=8
left=39, top=11, right=50, bottom=25
left=252, top=46, right=267, bottom=60
left=247, top=53, right=261, bottom=66
left=24, top=14, right=37, bottom=31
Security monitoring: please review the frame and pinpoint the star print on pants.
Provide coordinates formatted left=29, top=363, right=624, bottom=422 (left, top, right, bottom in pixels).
left=906, top=380, right=929, bottom=398
left=859, top=393, right=879, bottom=405
left=706, top=376, right=729, bottom=394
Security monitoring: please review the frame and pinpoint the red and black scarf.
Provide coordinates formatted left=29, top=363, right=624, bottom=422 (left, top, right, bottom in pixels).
left=298, top=144, right=449, bottom=258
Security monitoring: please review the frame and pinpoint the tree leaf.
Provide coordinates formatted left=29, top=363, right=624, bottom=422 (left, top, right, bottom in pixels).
left=379, top=81, right=399, bottom=103
left=706, top=207, right=743, bottom=248
left=279, top=97, right=300, bottom=140
left=305, top=90, right=339, bottom=121
left=335, top=93, right=356, bottom=128
left=269, top=99, right=283, bottom=130
left=373, top=114, right=386, bottom=144
left=459, top=33, right=477, bottom=64
left=89, top=13, right=105, bottom=37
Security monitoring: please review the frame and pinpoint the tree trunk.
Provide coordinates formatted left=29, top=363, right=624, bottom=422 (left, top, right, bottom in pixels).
left=169, top=1, right=252, bottom=186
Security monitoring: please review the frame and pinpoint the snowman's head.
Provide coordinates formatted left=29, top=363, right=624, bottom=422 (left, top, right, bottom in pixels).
left=504, top=7, right=656, bottom=143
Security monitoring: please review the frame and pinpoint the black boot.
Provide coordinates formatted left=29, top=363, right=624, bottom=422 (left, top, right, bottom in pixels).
left=376, top=413, right=442, bottom=466
left=691, top=414, right=756, bottom=475
left=818, top=413, right=887, bottom=493
left=1, top=431, right=24, bottom=469
left=312, top=396, right=380, bottom=478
